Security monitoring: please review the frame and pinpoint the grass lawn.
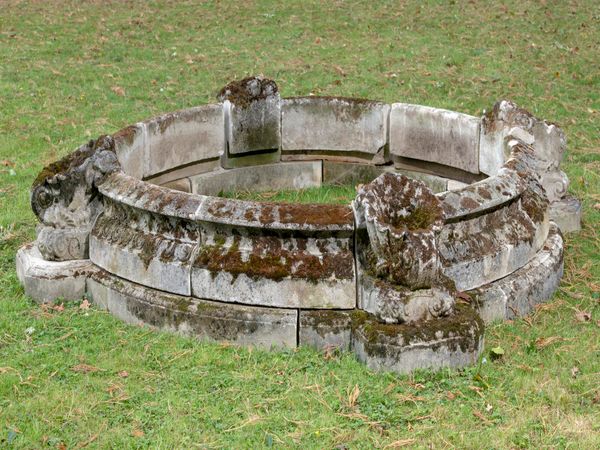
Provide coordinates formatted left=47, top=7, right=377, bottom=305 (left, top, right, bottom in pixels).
left=1, top=0, right=599, bottom=448
left=219, top=185, right=358, bottom=205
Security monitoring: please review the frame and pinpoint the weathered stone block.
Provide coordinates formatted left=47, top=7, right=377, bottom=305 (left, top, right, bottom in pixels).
left=351, top=304, right=484, bottom=374
left=190, top=161, right=322, bottom=196
left=281, top=97, right=389, bottom=158
left=16, top=243, right=96, bottom=303
left=89, top=200, right=199, bottom=296
left=471, top=224, right=564, bottom=323
left=299, top=310, right=352, bottom=351
left=144, top=105, right=224, bottom=178
left=36, top=225, right=90, bottom=261
left=439, top=196, right=549, bottom=291
left=87, top=271, right=297, bottom=348
left=191, top=232, right=355, bottom=309
left=390, top=104, right=480, bottom=174
left=219, top=77, right=281, bottom=168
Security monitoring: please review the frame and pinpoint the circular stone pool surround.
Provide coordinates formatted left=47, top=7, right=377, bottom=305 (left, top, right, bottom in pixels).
left=17, top=77, right=580, bottom=374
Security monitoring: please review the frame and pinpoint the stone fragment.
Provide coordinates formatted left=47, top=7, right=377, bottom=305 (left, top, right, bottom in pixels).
left=549, top=195, right=581, bottom=233
left=36, top=225, right=90, bottom=260
left=480, top=100, right=571, bottom=204
left=190, top=161, right=321, bottom=196
left=438, top=169, right=525, bottom=220
left=281, top=97, right=389, bottom=159
left=299, top=310, right=352, bottom=351
left=144, top=105, right=223, bottom=178
left=390, top=104, right=480, bottom=174
left=218, top=77, right=281, bottom=167
left=87, top=271, right=297, bottom=348
left=16, top=243, right=96, bottom=303
left=351, top=304, right=484, bottom=374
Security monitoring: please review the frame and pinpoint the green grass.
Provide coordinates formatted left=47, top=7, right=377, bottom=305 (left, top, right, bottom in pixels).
left=219, top=185, right=357, bottom=205
left=1, top=0, right=599, bottom=447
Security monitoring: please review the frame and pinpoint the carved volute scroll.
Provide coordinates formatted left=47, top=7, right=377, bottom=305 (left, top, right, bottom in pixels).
left=483, top=100, right=569, bottom=203
left=31, top=135, right=121, bottom=261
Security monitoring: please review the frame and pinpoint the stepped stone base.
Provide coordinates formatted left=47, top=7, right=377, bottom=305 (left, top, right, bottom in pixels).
left=16, top=243, right=96, bottom=303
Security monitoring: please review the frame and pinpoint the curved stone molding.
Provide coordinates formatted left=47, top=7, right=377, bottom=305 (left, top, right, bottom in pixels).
left=390, top=104, right=480, bottom=174
left=19, top=77, right=579, bottom=374
left=469, top=224, right=564, bottom=323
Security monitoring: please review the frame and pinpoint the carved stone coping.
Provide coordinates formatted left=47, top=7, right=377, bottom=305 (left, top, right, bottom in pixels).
left=98, top=171, right=354, bottom=233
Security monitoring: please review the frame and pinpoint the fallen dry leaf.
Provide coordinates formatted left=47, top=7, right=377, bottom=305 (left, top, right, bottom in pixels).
left=383, top=439, right=417, bottom=449
left=71, top=364, right=100, bottom=374
left=571, top=366, right=580, bottom=378
left=397, top=393, right=424, bottom=404
left=575, top=310, right=591, bottom=322
left=347, top=384, right=360, bottom=409
left=80, top=299, right=91, bottom=310
left=535, top=336, right=564, bottom=349
left=132, top=429, right=144, bottom=438
left=472, top=409, right=492, bottom=424
left=111, top=86, right=125, bottom=96
left=118, top=370, right=129, bottom=378
left=333, top=65, right=346, bottom=76
left=456, top=291, right=473, bottom=302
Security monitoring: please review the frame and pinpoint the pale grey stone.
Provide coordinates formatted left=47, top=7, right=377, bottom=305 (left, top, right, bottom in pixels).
left=322, top=161, right=392, bottom=186
left=190, top=161, right=322, bottom=196
left=472, top=224, right=564, bottom=323
left=191, top=269, right=355, bottom=309
left=437, top=169, right=524, bottom=220
left=549, top=195, right=581, bottom=233
left=219, top=78, right=281, bottom=164
left=281, top=97, right=389, bottom=157
left=446, top=179, right=469, bottom=191
left=144, top=105, right=224, bottom=178
left=87, top=271, right=297, bottom=348
left=299, top=310, right=352, bottom=351
left=16, top=243, right=96, bottom=303
left=390, top=104, right=480, bottom=174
